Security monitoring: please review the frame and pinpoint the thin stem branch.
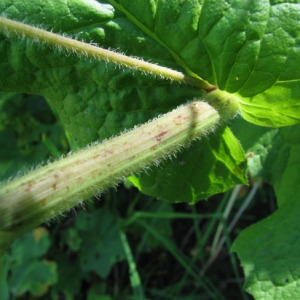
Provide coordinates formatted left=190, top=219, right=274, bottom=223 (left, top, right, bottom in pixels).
left=210, top=185, right=242, bottom=254
left=119, top=230, right=144, bottom=299
left=0, top=16, right=214, bottom=90
left=200, top=181, right=260, bottom=276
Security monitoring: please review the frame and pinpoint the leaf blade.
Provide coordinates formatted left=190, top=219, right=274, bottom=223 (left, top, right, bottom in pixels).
left=232, top=200, right=300, bottom=300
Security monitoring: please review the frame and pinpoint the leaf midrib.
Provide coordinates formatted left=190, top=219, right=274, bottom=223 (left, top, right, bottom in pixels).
left=107, top=0, right=212, bottom=90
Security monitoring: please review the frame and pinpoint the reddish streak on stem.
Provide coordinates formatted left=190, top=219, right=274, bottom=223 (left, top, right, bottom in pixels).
left=155, top=131, right=168, bottom=141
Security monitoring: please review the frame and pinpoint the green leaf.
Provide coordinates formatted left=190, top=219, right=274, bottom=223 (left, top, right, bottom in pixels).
left=108, top=1, right=300, bottom=127
left=52, top=252, right=83, bottom=299
left=195, top=1, right=300, bottom=126
left=232, top=117, right=300, bottom=207
left=130, top=126, right=247, bottom=203
left=232, top=199, right=300, bottom=300
left=238, top=81, right=300, bottom=127
left=259, top=124, right=300, bottom=207
left=62, top=228, right=82, bottom=252
left=7, top=227, right=57, bottom=297
left=231, top=118, right=300, bottom=299
left=230, top=116, right=277, bottom=178
left=235, top=4, right=300, bottom=127
left=75, top=208, right=125, bottom=278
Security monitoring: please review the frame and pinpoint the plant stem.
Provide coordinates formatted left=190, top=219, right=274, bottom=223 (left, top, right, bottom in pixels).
left=0, top=16, right=214, bottom=90
left=120, top=230, right=144, bottom=298
left=0, top=101, right=220, bottom=250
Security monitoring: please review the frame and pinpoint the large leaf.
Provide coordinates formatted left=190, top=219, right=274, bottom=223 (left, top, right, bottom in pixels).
left=107, top=0, right=300, bottom=127
left=231, top=118, right=300, bottom=298
left=0, top=0, right=249, bottom=201
left=232, top=199, right=300, bottom=300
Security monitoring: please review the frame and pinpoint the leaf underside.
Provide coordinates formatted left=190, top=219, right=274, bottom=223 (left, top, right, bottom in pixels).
left=232, top=118, right=300, bottom=299
left=232, top=198, right=300, bottom=300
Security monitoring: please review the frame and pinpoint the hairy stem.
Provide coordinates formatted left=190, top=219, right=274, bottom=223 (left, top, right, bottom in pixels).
left=0, top=16, right=214, bottom=90
left=0, top=101, right=220, bottom=250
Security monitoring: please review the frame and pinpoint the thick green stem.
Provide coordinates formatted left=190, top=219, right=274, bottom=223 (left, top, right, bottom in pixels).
left=204, top=89, right=240, bottom=120
left=0, top=16, right=213, bottom=90
left=0, top=101, right=220, bottom=250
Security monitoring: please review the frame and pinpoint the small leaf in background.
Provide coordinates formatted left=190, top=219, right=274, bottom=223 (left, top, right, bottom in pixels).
left=62, top=228, right=82, bottom=252
left=232, top=199, right=300, bottom=299
left=76, top=208, right=125, bottom=278
left=7, top=227, right=57, bottom=297
left=51, top=252, right=83, bottom=299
